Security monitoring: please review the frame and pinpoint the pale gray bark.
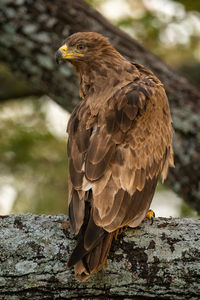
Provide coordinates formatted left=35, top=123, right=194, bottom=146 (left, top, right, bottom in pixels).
left=0, top=214, right=199, bottom=299
left=0, top=0, right=200, bottom=211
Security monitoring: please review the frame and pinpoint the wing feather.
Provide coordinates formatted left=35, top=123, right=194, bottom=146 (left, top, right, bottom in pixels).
left=69, top=158, right=84, bottom=189
left=85, top=144, right=115, bottom=181
left=67, top=75, right=174, bottom=237
left=69, top=188, right=85, bottom=234
left=93, top=188, right=125, bottom=227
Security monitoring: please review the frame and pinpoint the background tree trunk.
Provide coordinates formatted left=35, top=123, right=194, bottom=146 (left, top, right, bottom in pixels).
left=0, top=0, right=200, bottom=211
left=0, top=214, right=199, bottom=300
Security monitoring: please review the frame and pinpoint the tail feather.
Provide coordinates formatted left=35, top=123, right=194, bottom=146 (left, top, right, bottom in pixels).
left=67, top=203, right=114, bottom=281
left=67, top=238, right=88, bottom=269
left=86, top=230, right=114, bottom=273
left=74, top=231, right=114, bottom=281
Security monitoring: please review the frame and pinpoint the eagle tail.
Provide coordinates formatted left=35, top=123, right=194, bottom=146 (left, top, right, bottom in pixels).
left=67, top=202, right=114, bottom=281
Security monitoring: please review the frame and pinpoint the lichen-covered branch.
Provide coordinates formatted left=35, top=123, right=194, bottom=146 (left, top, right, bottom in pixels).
left=0, top=214, right=199, bottom=299
left=0, top=0, right=200, bottom=210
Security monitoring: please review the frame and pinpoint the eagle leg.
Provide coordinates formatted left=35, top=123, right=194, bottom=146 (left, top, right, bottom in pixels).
left=145, top=209, right=155, bottom=225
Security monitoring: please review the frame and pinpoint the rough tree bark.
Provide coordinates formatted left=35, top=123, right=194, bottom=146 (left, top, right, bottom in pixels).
left=0, top=0, right=200, bottom=211
left=0, top=214, right=199, bottom=300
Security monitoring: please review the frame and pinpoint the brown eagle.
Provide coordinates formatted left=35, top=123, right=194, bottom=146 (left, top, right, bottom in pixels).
left=56, top=32, right=174, bottom=281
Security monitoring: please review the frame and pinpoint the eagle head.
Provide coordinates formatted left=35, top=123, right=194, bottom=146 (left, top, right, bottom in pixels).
left=55, top=32, right=119, bottom=64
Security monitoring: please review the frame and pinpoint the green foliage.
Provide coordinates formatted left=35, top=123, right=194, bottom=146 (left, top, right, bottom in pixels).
left=174, top=0, right=200, bottom=12
left=180, top=201, right=198, bottom=218
left=85, top=0, right=104, bottom=6
left=0, top=98, right=68, bottom=214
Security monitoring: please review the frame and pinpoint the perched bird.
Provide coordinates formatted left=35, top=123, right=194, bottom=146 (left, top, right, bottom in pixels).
left=56, top=32, right=174, bottom=281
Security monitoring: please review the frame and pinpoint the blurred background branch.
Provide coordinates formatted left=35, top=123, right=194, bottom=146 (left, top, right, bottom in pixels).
left=0, top=0, right=199, bottom=215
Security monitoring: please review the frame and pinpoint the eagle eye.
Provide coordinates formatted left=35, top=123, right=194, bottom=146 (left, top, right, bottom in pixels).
left=76, top=44, right=85, bottom=50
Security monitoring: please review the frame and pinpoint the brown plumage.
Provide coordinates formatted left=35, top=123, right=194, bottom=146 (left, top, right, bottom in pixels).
left=56, top=32, right=174, bottom=281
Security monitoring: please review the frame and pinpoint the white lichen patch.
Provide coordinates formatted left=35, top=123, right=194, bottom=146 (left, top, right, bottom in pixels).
left=56, top=271, right=72, bottom=284
left=43, top=243, right=59, bottom=257
left=0, top=277, right=6, bottom=286
left=15, top=260, right=37, bottom=274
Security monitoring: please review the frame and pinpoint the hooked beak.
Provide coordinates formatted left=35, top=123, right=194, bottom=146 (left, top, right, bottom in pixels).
left=55, top=44, right=83, bottom=64
left=55, top=49, right=64, bottom=64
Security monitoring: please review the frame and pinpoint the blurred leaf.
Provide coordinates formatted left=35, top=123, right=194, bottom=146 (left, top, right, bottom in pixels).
left=173, top=0, right=200, bottom=12
left=0, top=97, right=68, bottom=214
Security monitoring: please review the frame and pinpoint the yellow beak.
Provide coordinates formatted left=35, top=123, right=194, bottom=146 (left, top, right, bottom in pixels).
left=55, top=44, right=83, bottom=63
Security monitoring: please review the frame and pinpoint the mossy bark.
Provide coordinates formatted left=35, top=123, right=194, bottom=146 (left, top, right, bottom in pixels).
left=0, top=0, right=200, bottom=211
left=0, top=214, right=199, bottom=299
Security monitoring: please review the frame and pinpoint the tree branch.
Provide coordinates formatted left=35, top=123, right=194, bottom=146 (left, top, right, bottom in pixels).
left=0, top=214, right=199, bottom=299
left=0, top=0, right=200, bottom=210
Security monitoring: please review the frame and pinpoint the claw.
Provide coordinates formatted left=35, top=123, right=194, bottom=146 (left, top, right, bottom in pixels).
left=114, top=228, right=120, bottom=240
left=146, top=209, right=155, bottom=225
left=114, top=228, right=123, bottom=240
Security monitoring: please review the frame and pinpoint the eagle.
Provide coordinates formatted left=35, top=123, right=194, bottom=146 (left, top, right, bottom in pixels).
left=56, top=32, right=174, bottom=281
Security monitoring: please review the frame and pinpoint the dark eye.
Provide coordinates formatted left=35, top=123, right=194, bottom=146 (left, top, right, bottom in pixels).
left=77, top=44, right=85, bottom=50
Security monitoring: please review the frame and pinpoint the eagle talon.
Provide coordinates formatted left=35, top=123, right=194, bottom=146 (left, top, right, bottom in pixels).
left=114, top=228, right=123, bottom=240
left=146, top=209, right=155, bottom=225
